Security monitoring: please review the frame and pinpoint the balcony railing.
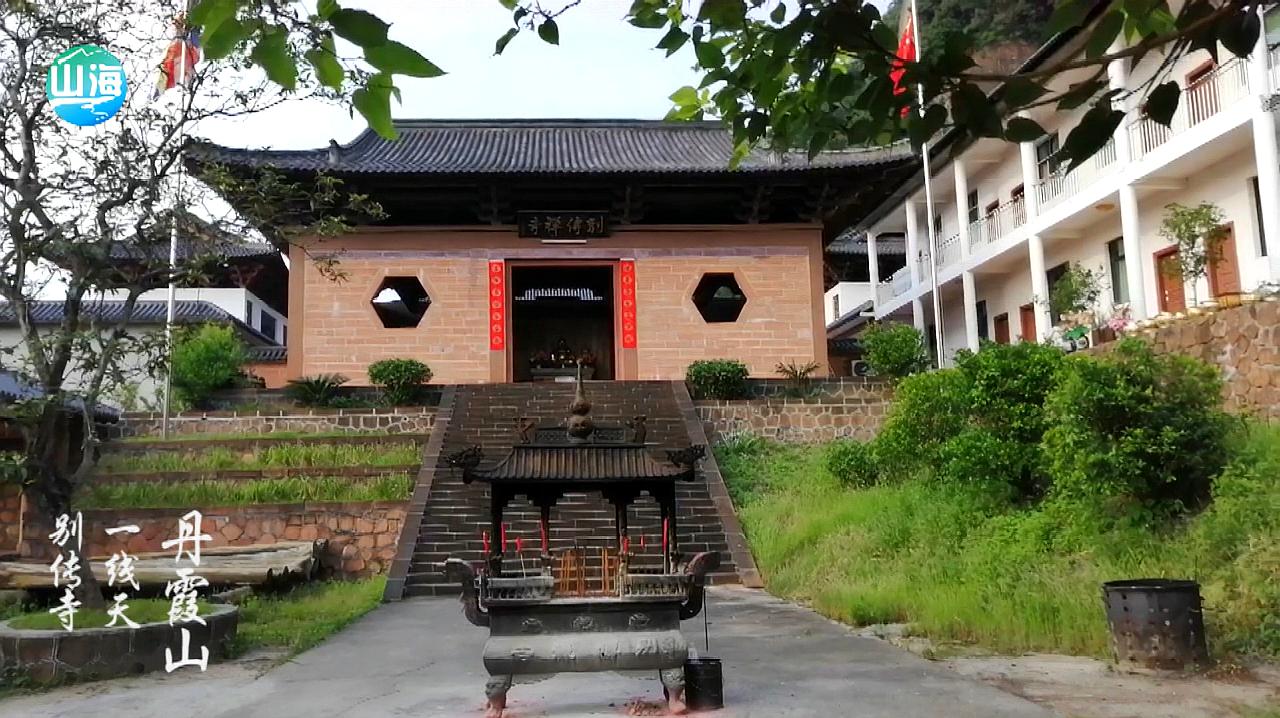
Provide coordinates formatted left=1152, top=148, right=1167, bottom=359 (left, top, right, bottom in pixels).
left=1035, top=137, right=1118, bottom=211
left=875, top=280, right=894, bottom=307
left=935, top=232, right=963, bottom=269
left=969, top=195, right=1027, bottom=249
left=1271, top=45, right=1280, bottom=93
left=916, top=250, right=934, bottom=283
left=1129, top=58, right=1250, bottom=160
left=889, top=267, right=912, bottom=297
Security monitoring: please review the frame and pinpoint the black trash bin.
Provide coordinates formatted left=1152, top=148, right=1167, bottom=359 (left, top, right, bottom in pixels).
left=1102, top=579, right=1209, bottom=669
left=684, top=657, right=723, bottom=710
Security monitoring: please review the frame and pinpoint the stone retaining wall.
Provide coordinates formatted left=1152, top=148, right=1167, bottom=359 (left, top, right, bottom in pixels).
left=1102, top=300, right=1280, bottom=419
left=7, top=492, right=405, bottom=578
left=0, top=604, right=238, bottom=684
left=113, top=407, right=437, bottom=439
left=695, top=378, right=893, bottom=444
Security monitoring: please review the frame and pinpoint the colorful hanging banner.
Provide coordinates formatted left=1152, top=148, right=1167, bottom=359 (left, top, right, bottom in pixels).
left=488, top=260, right=506, bottom=351
left=619, top=260, right=638, bottom=349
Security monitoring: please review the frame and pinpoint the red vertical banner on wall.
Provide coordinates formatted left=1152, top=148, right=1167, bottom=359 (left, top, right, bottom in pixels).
left=619, top=259, right=638, bottom=349
left=488, top=260, right=506, bottom=351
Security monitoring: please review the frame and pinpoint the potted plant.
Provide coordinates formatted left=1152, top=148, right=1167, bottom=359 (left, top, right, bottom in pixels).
left=1159, top=202, right=1228, bottom=309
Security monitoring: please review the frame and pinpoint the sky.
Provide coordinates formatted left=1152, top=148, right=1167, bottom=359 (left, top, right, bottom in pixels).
left=201, top=0, right=890, bottom=151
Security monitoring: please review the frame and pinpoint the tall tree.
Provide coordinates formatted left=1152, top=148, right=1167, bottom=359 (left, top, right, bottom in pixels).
left=0, top=0, right=377, bottom=607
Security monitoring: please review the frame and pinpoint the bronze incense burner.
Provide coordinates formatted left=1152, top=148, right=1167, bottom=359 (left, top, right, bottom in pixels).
left=445, top=374, right=719, bottom=717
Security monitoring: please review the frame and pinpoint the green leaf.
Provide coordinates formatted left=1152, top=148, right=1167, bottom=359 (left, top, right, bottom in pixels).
left=1143, top=81, right=1180, bottom=127
left=1217, top=9, right=1260, bottom=58
left=365, top=40, right=444, bottom=78
left=694, top=40, right=725, bottom=69
left=495, top=28, right=519, bottom=55
left=250, top=26, right=298, bottom=90
left=1048, top=0, right=1090, bottom=36
left=330, top=8, right=390, bottom=48
left=188, top=0, right=237, bottom=34
left=1004, top=116, right=1046, bottom=143
left=538, top=19, right=559, bottom=45
left=201, top=16, right=248, bottom=60
left=316, top=0, right=339, bottom=20
left=698, top=0, right=746, bottom=30
left=1085, top=10, right=1124, bottom=59
left=1056, top=79, right=1104, bottom=111
left=656, top=25, right=689, bottom=56
left=305, top=35, right=344, bottom=90
left=1061, top=104, right=1124, bottom=170
left=353, top=74, right=397, bottom=140
left=669, top=85, right=699, bottom=106
left=1002, top=78, right=1048, bottom=109
left=498, top=0, right=519, bottom=8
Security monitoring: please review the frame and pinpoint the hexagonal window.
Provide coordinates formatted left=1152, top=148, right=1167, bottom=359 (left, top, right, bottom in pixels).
left=692, top=273, right=747, bottom=323
left=371, top=276, right=431, bottom=328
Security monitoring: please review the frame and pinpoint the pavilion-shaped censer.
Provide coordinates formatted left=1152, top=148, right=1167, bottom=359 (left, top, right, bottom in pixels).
left=445, top=373, right=719, bottom=717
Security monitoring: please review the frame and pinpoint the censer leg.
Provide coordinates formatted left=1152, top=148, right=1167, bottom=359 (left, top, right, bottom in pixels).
left=659, top=667, right=687, bottom=715
left=485, top=674, right=513, bottom=718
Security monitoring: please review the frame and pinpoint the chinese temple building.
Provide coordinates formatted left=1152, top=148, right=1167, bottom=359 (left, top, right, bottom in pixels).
left=197, top=119, right=914, bottom=384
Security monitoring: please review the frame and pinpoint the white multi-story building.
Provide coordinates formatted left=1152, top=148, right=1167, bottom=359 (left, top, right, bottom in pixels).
left=841, top=7, right=1280, bottom=363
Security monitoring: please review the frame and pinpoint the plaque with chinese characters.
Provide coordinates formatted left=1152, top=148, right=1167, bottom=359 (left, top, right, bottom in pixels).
left=517, top=211, right=610, bottom=239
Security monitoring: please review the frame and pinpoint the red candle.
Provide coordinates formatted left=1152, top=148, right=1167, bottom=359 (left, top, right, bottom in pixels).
left=662, top=518, right=669, bottom=555
left=640, top=534, right=646, bottom=549
left=482, top=531, right=490, bottom=554
left=501, top=523, right=508, bottom=552
left=623, top=536, right=630, bottom=555
left=540, top=521, right=548, bottom=553
left=515, top=536, right=524, bottom=554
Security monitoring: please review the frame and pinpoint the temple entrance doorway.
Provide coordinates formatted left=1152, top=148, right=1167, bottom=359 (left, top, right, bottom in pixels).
left=510, top=263, right=616, bottom=382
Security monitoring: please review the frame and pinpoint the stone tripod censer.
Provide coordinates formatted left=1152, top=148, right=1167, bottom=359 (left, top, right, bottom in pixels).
left=445, top=375, right=719, bottom=717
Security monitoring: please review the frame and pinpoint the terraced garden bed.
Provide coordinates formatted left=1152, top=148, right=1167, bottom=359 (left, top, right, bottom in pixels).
left=78, top=474, right=414, bottom=509
left=106, top=433, right=427, bottom=454
left=93, top=465, right=419, bottom=485
left=98, top=440, right=422, bottom=472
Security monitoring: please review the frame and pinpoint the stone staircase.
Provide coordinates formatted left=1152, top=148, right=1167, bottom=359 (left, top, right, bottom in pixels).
left=389, top=381, right=749, bottom=598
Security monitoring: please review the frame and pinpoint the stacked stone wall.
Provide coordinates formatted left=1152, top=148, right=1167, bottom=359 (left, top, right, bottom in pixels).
left=695, top=378, right=893, bottom=444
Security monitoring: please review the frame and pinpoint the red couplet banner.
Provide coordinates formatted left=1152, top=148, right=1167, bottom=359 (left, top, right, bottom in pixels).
left=619, top=260, right=638, bottom=349
left=488, top=260, right=505, bottom=351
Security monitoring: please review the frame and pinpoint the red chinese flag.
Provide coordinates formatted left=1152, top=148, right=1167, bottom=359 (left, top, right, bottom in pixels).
left=889, top=11, right=917, bottom=115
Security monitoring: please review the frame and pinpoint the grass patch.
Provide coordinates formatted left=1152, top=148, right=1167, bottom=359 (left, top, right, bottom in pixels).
left=78, top=474, right=413, bottom=509
left=233, top=577, right=385, bottom=656
left=6, top=598, right=214, bottom=630
left=99, top=442, right=422, bottom=473
left=718, top=424, right=1280, bottom=659
left=115, top=430, right=410, bottom=443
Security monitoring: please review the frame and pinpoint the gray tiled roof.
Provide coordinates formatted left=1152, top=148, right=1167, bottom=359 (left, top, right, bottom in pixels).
left=247, top=345, right=287, bottom=362
left=192, top=119, right=913, bottom=176
left=0, top=300, right=277, bottom=346
left=0, top=369, right=120, bottom=422
left=826, top=229, right=907, bottom=256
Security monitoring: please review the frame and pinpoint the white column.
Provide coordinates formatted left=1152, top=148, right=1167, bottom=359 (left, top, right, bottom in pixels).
left=1109, top=54, right=1151, bottom=319
left=866, top=230, right=881, bottom=313
left=1119, top=185, right=1149, bottom=319
left=1019, top=131, right=1052, bottom=339
left=905, top=201, right=925, bottom=329
left=1248, top=10, right=1280, bottom=281
left=953, top=159, right=980, bottom=350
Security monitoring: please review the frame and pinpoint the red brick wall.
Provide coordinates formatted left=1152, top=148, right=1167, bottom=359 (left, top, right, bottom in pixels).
left=245, top=361, right=289, bottom=389
left=13, top=500, right=405, bottom=578
left=288, top=225, right=828, bottom=384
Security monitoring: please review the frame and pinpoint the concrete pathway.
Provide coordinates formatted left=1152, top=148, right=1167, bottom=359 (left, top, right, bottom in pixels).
left=0, top=587, right=1053, bottom=718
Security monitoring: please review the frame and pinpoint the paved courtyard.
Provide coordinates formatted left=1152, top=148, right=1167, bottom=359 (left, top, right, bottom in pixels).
left=1, top=587, right=1052, bottom=717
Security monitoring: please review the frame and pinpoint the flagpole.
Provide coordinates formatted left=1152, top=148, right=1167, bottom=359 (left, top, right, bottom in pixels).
left=161, top=13, right=191, bottom=439
left=909, top=0, right=946, bottom=369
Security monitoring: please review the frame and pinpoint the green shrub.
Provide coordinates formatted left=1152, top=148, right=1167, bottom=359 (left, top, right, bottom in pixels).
left=873, top=368, right=970, bottom=474
left=937, top=428, right=1028, bottom=502
left=1042, top=338, right=1235, bottom=514
left=686, top=359, right=750, bottom=400
left=367, top=358, right=431, bottom=406
left=861, top=322, right=928, bottom=380
left=170, top=324, right=247, bottom=408
left=825, top=439, right=878, bottom=488
left=285, top=373, right=349, bottom=407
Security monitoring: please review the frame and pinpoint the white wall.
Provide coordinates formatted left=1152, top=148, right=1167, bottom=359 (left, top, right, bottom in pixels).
left=100, top=287, right=288, bottom=344
left=0, top=325, right=165, bottom=411
left=825, top=282, right=876, bottom=326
